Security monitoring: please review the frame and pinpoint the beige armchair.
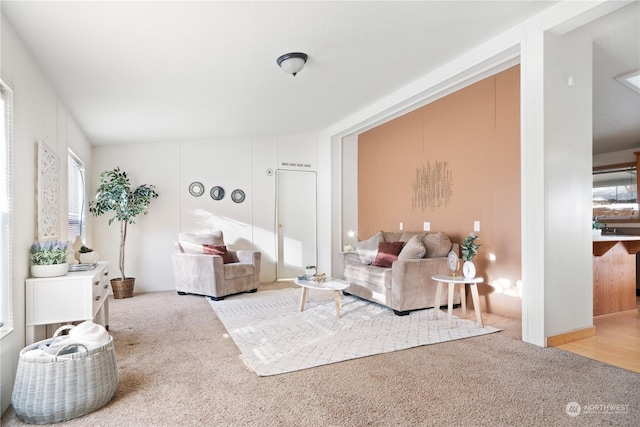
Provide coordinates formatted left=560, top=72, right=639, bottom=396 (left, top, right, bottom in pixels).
left=172, top=231, right=261, bottom=301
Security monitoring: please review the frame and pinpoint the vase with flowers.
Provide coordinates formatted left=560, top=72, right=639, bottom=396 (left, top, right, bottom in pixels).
left=461, top=232, right=481, bottom=278
left=30, top=240, right=70, bottom=277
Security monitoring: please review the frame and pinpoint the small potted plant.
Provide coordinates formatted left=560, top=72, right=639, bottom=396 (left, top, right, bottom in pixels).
left=461, top=232, right=481, bottom=278
left=89, top=167, right=158, bottom=298
left=30, top=240, right=70, bottom=277
left=305, top=265, right=317, bottom=276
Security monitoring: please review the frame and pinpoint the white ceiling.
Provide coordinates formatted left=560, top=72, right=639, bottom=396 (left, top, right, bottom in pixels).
left=1, top=1, right=638, bottom=153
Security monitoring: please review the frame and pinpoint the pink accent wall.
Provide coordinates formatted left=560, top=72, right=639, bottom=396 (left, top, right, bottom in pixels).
left=358, top=66, right=522, bottom=318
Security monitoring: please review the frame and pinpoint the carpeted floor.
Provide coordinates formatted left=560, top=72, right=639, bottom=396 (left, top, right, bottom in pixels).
left=210, top=287, right=499, bottom=376
left=2, top=282, right=639, bottom=426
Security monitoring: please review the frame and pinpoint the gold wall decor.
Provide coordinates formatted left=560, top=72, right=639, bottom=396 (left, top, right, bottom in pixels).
left=412, top=160, right=453, bottom=211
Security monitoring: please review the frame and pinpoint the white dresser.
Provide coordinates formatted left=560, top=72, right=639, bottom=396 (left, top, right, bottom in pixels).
left=25, top=261, right=110, bottom=345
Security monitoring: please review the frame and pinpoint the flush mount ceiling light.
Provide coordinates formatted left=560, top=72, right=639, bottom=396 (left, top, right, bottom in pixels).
left=616, top=70, right=640, bottom=94
left=276, top=52, right=308, bottom=76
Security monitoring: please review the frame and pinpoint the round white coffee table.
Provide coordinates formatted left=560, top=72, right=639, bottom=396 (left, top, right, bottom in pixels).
left=431, top=275, right=484, bottom=329
left=294, top=278, right=349, bottom=318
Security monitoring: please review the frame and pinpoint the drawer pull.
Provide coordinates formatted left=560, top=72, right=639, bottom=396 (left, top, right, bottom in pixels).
left=95, top=295, right=101, bottom=301
left=104, top=284, right=109, bottom=289
left=93, top=281, right=100, bottom=286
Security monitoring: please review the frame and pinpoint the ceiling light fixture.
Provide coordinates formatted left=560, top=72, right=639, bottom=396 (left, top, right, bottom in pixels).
left=277, top=52, right=308, bottom=76
left=616, top=70, right=640, bottom=94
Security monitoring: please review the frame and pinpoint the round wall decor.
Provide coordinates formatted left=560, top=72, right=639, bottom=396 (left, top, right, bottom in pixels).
left=210, top=186, right=225, bottom=200
left=231, top=189, right=245, bottom=203
left=188, top=182, right=205, bottom=197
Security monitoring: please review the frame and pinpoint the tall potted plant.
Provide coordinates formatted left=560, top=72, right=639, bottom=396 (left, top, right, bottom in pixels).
left=89, top=167, right=158, bottom=298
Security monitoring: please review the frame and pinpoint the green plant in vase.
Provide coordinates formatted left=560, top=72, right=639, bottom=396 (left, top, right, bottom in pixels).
left=30, top=240, right=70, bottom=277
left=461, top=232, right=481, bottom=278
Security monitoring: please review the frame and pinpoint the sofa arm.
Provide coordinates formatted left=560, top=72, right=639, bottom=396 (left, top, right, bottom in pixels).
left=390, top=257, right=455, bottom=311
left=234, top=251, right=261, bottom=286
left=172, top=252, right=225, bottom=292
left=339, top=251, right=361, bottom=265
left=235, top=250, right=260, bottom=266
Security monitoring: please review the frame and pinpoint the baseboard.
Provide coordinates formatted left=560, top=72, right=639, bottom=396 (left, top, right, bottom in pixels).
left=546, top=326, right=596, bottom=347
left=594, top=307, right=638, bottom=319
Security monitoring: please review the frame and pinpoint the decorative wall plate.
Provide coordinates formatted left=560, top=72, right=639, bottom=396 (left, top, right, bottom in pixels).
left=188, top=182, right=205, bottom=197
left=210, top=186, right=225, bottom=200
left=231, top=189, right=245, bottom=203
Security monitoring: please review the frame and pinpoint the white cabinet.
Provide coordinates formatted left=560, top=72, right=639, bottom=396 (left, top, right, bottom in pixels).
left=25, top=261, right=110, bottom=345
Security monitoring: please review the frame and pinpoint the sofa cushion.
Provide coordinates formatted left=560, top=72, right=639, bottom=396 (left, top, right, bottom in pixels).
left=382, top=231, right=403, bottom=243
left=203, top=244, right=233, bottom=264
left=399, top=232, right=420, bottom=242
left=224, top=263, right=254, bottom=279
left=343, top=264, right=393, bottom=290
left=398, top=234, right=427, bottom=260
left=179, top=231, right=225, bottom=254
left=423, top=232, right=452, bottom=258
left=372, top=242, right=404, bottom=267
left=355, top=231, right=384, bottom=265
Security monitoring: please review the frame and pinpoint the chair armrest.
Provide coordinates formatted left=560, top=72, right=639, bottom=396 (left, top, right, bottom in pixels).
left=173, top=252, right=225, bottom=269
left=235, top=250, right=261, bottom=266
left=172, top=252, right=225, bottom=293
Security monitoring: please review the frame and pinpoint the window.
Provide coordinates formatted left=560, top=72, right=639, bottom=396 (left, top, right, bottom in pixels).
left=593, top=155, right=640, bottom=222
left=67, top=150, right=85, bottom=243
left=1, top=80, right=13, bottom=336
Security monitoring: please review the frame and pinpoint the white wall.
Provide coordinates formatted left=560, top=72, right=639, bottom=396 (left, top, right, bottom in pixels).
left=543, top=30, right=593, bottom=338
left=91, top=134, right=317, bottom=291
left=0, top=16, right=94, bottom=413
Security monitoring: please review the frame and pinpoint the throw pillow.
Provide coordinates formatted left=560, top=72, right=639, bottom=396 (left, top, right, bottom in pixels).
left=372, top=242, right=404, bottom=268
left=355, top=231, right=384, bottom=265
left=203, top=244, right=233, bottom=264
left=423, top=232, right=452, bottom=258
left=398, top=234, right=427, bottom=260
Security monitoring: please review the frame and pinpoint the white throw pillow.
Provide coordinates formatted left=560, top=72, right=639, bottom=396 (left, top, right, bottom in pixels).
left=355, top=231, right=384, bottom=265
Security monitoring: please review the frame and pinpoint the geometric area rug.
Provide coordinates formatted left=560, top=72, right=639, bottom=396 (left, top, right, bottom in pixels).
left=209, top=287, right=500, bottom=376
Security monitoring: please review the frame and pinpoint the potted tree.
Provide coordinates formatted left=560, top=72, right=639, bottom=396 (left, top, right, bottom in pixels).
left=89, top=167, right=158, bottom=298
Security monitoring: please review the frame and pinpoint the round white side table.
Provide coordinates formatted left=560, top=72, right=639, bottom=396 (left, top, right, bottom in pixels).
left=431, top=275, right=484, bottom=329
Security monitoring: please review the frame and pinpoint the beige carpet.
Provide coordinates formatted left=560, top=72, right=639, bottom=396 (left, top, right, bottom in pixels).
left=2, top=282, right=639, bottom=426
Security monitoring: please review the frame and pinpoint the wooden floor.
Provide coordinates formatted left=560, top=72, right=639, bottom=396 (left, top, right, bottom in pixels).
left=557, top=297, right=640, bottom=373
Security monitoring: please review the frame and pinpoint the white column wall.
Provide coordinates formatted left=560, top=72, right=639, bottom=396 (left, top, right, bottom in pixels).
left=543, top=31, right=593, bottom=338
left=520, top=17, right=547, bottom=346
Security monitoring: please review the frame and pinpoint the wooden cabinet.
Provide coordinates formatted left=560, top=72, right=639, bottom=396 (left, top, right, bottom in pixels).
left=593, top=239, right=639, bottom=316
left=25, top=261, right=110, bottom=345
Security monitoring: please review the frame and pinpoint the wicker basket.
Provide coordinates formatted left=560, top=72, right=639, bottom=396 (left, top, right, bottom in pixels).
left=11, top=326, right=119, bottom=424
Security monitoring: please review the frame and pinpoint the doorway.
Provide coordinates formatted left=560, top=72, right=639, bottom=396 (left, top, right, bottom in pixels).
left=276, top=170, right=317, bottom=280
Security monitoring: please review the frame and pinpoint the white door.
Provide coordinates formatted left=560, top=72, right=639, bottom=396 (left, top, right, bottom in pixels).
left=276, top=170, right=317, bottom=279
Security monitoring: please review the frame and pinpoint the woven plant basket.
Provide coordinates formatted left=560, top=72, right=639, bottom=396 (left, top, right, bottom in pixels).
left=11, top=326, right=118, bottom=424
left=111, top=277, right=135, bottom=299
